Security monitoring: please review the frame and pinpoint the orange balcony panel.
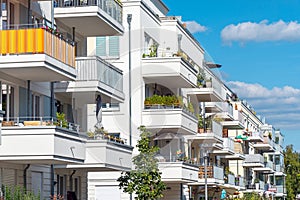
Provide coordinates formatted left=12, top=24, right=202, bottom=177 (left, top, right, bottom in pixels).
left=0, top=28, right=75, bottom=67
left=0, top=28, right=76, bottom=81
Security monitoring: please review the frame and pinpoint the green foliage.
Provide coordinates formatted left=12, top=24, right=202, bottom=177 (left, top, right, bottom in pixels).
left=4, top=185, right=40, bottom=200
left=149, top=44, right=158, bottom=57
left=197, top=114, right=204, bottom=129
left=187, top=102, right=194, bottom=113
left=284, top=145, right=300, bottom=200
left=144, top=95, right=182, bottom=107
left=117, top=126, right=166, bottom=200
left=241, top=192, right=262, bottom=200
left=197, top=67, right=206, bottom=87
left=54, top=112, right=68, bottom=128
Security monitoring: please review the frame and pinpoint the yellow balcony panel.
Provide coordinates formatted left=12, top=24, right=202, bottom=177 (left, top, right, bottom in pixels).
left=0, top=28, right=76, bottom=81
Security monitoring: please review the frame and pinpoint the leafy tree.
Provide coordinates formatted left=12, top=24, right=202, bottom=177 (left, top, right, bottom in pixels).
left=284, top=145, right=300, bottom=200
left=117, top=126, right=166, bottom=199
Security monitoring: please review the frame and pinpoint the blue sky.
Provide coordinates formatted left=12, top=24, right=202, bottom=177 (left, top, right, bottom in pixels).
left=163, top=0, right=300, bottom=151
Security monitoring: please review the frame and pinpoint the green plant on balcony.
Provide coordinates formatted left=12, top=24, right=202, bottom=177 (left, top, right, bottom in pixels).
left=187, top=102, right=194, bottom=114
left=54, top=112, right=68, bottom=128
left=197, top=114, right=204, bottom=133
left=268, top=132, right=272, bottom=139
left=197, top=67, right=206, bottom=87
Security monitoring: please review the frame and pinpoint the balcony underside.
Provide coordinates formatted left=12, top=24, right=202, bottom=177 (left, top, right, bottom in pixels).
left=55, top=81, right=125, bottom=102
left=142, top=109, right=197, bottom=135
left=252, top=143, right=275, bottom=152
left=221, top=121, right=245, bottom=129
left=0, top=126, right=85, bottom=164
left=65, top=140, right=133, bottom=171
left=243, top=163, right=264, bottom=168
left=247, top=136, right=264, bottom=142
left=222, top=153, right=245, bottom=160
left=54, top=7, right=124, bottom=36
left=0, top=54, right=76, bottom=81
left=185, top=88, right=223, bottom=102
left=158, top=162, right=199, bottom=183
left=253, top=167, right=274, bottom=173
left=212, top=149, right=235, bottom=155
left=142, top=57, right=197, bottom=89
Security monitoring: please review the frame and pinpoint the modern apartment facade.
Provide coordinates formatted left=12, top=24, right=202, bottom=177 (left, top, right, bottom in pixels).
left=0, top=0, right=286, bottom=199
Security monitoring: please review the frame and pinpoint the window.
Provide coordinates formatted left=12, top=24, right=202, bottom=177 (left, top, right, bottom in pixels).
left=96, top=36, right=120, bottom=58
left=32, top=94, right=40, bottom=118
left=2, top=84, right=14, bottom=120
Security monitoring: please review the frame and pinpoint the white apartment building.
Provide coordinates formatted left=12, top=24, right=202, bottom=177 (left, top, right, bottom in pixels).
left=0, top=0, right=133, bottom=199
left=0, top=0, right=286, bottom=199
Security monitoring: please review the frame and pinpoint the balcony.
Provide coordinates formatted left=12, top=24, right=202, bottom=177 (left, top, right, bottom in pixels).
left=158, top=162, right=199, bottom=183
left=67, top=136, right=133, bottom=171
left=213, top=137, right=235, bottom=155
left=205, top=102, right=222, bottom=113
left=142, top=57, right=197, bottom=88
left=183, top=77, right=224, bottom=102
left=225, top=174, right=235, bottom=185
left=235, top=176, right=245, bottom=188
left=198, top=165, right=224, bottom=183
left=55, top=56, right=124, bottom=101
left=222, top=142, right=245, bottom=160
left=0, top=117, right=85, bottom=164
left=189, top=121, right=223, bottom=143
left=252, top=136, right=276, bottom=152
left=54, top=0, right=123, bottom=36
left=221, top=109, right=245, bottom=130
left=243, top=154, right=264, bottom=167
left=253, top=160, right=274, bottom=173
left=247, top=131, right=264, bottom=142
left=0, top=26, right=76, bottom=81
left=142, top=106, right=197, bottom=135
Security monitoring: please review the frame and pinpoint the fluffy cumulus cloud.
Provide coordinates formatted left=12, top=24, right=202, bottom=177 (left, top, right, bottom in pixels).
left=184, top=21, right=207, bottom=34
left=221, top=20, right=300, bottom=44
left=227, top=81, right=300, bottom=130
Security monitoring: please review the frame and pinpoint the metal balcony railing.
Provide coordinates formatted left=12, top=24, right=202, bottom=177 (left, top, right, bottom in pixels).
left=2, top=116, right=79, bottom=132
left=55, top=0, right=122, bottom=24
left=76, top=56, right=123, bottom=92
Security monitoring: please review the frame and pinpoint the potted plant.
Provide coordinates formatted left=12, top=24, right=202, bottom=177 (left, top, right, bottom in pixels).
left=254, top=178, right=260, bottom=190
left=197, top=67, right=206, bottom=87
left=205, top=77, right=212, bottom=88
left=187, top=102, right=194, bottom=114
left=197, top=114, right=204, bottom=133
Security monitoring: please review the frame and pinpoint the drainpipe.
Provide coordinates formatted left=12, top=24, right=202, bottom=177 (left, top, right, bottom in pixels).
left=23, top=164, right=30, bottom=192
left=27, top=0, right=31, bottom=26
left=27, top=80, right=31, bottom=117
left=127, top=14, right=132, bottom=146
left=50, top=82, right=54, bottom=118
left=127, top=13, right=132, bottom=200
left=69, top=170, right=76, bottom=191
left=50, top=165, right=54, bottom=196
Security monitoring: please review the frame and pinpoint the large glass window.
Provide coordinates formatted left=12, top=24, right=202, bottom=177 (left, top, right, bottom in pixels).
left=2, top=84, right=14, bottom=120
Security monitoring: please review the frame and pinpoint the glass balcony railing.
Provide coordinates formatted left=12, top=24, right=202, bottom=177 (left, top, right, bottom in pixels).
left=55, top=0, right=122, bottom=24
left=76, top=56, right=123, bottom=92
left=0, top=24, right=75, bottom=67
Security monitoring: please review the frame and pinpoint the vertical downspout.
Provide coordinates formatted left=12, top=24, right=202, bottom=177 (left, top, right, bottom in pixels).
left=27, top=80, right=30, bottom=117
left=50, top=165, right=54, bottom=197
left=23, top=164, right=30, bottom=193
left=127, top=14, right=132, bottom=147
left=27, top=0, right=31, bottom=26
left=127, top=13, right=132, bottom=200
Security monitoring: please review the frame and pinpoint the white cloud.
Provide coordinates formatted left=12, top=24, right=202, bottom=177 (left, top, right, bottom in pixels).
left=184, top=21, right=207, bottom=34
left=227, top=81, right=300, bottom=130
left=221, top=20, right=300, bottom=44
